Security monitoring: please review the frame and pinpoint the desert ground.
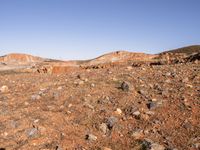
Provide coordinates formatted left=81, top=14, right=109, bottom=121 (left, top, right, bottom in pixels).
left=0, top=46, right=199, bottom=150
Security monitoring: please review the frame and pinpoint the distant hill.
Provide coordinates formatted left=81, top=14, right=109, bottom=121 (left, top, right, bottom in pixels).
left=0, top=53, right=45, bottom=64
left=85, top=51, right=156, bottom=66
left=162, top=45, right=200, bottom=54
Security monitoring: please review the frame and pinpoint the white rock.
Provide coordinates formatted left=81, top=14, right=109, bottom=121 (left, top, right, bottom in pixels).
left=99, top=123, right=108, bottom=134
left=133, top=111, right=141, bottom=116
left=103, top=147, right=112, bottom=150
left=151, top=143, right=165, bottom=150
left=31, top=94, right=41, bottom=100
left=86, top=134, right=97, bottom=141
left=115, top=108, right=122, bottom=115
left=0, top=85, right=8, bottom=93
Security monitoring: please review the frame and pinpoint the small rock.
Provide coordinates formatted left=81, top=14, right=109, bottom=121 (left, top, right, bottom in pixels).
left=3, top=132, right=8, bottom=136
left=99, top=123, right=108, bottom=134
left=127, top=66, right=132, bottom=70
left=10, top=120, right=18, bottom=128
left=34, top=119, right=40, bottom=123
left=84, top=102, right=94, bottom=110
left=121, top=81, right=129, bottom=91
left=133, top=111, right=141, bottom=118
left=186, top=84, right=193, bottom=88
left=102, top=147, right=112, bottom=150
left=138, top=89, right=148, bottom=96
left=83, top=78, right=88, bottom=82
left=91, top=83, right=95, bottom=87
left=26, top=128, right=38, bottom=138
left=68, top=104, right=72, bottom=108
left=165, top=72, right=171, bottom=76
left=141, top=114, right=150, bottom=120
left=31, top=94, right=41, bottom=100
left=151, top=143, right=165, bottom=150
left=139, top=139, right=165, bottom=150
left=182, top=77, right=189, bottom=83
left=147, top=102, right=157, bottom=110
left=123, top=106, right=138, bottom=116
left=106, top=116, right=118, bottom=130
left=53, top=92, right=59, bottom=99
left=55, top=145, right=63, bottom=150
left=85, top=134, right=97, bottom=141
left=57, top=86, right=63, bottom=90
left=112, top=77, right=118, bottom=81
left=165, top=79, right=171, bottom=83
left=78, top=80, right=84, bottom=85
left=145, top=111, right=155, bottom=116
left=0, top=85, right=8, bottom=93
left=24, top=101, right=29, bottom=106
left=151, top=98, right=157, bottom=102
left=115, top=108, right=122, bottom=115
left=131, top=130, right=144, bottom=139
left=194, top=143, right=200, bottom=149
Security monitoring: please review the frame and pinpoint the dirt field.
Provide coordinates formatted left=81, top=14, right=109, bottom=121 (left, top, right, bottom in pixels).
left=0, top=57, right=199, bottom=150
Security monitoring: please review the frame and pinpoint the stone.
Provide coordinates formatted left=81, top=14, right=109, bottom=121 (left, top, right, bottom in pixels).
left=99, top=123, right=108, bottom=134
left=147, top=102, right=157, bottom=110
left=102, top=147, right=112, bottom=150
left=26, top=128, right=38, bottom=138
left=31, top=94, right=41, bottom=100
left=151, top=98, right=157, bottom=102
left=91, top=83, right=95, bottom=87
left=55, top=145, right=63, bottom=150
left=106, top=116, right=118, bottom=130
left=133, top=111, right=141, bottom=118
left=131, top=130, right=144, bottom=139
left=138, top=89, right=148, bottom=96
left=115, top=108, right=122, bottom=115
left=124, top=106, right=138, bottom=116
left=85, top=134, right=97, bottom=141
left=194, top=143, right=200, bottom=149
left=10, top=120, right=18, bottom=128
left=165, top=72, right=172, bottom=76
left=127, top=66, right=132, bottom=70
left=83, top=102, right=94, bottom=110
left=139, top=139, right=165, bottom=150
left=34, top=119, right=40, bottom=123
left=121, top=81, right=129, bottom=91
left=182, top=77, right=189, bottom=83
left=78, top=80, right=84, bottom=85
left=0, top=85, right=8, bottom=93
left=57, top=86, right=63, bottom=90
left=24, top=101, right=29, bottom=106
left=151, top=143, right=165, bottom=150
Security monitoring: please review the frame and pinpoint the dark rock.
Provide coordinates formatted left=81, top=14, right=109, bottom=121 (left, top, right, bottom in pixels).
left=147, top=102, right=157, bottom=110
left=138, top=139, right=165, bottom=150
left=121, top=81, right=129, bottom=91
left=106, top=116, right=118, bottom=130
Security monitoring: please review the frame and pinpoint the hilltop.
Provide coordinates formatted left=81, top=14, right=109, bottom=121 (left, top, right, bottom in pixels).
left=162, top=45, right=200, bottom=54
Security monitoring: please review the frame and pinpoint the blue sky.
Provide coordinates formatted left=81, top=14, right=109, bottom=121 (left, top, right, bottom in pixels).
left=0, top=0, right=200, bottom=60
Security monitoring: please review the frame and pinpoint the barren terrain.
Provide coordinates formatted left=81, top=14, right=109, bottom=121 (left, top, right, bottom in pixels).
left=0, top=46, right=200, bottom=150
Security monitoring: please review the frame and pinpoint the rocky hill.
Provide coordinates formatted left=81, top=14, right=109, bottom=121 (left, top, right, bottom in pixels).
left=162, top=45, right=200, bottom=54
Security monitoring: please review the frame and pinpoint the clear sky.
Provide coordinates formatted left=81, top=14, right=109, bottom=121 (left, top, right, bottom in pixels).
left=0, top=0, right=200, bottom=60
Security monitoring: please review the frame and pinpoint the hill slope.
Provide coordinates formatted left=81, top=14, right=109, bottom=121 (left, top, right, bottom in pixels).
left=162, top=45, right=200, bottom=54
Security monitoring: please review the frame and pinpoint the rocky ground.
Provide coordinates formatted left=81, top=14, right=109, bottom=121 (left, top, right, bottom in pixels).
left=0, top=59, right=200, bottom=150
